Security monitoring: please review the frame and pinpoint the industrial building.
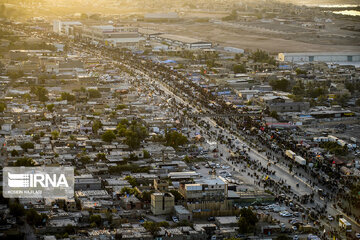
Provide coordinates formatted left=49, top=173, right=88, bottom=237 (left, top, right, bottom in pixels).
left=156, top=34, right=212, bottom=50
left=79, top=25, right=144, bottom=49
left=278, top=52, right=360, bottom=63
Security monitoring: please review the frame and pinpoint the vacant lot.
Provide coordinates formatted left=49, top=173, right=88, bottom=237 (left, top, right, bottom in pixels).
left=139, top=21, right=360, bottom=53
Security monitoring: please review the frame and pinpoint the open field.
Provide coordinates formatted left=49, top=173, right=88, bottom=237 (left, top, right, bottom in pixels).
left=139, top=21, right=360, bottom=53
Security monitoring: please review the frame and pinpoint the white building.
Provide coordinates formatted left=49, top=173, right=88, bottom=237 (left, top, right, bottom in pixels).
left=278, top=52, right=360, bottom=63
left=156, top=34, right=212, bottom=49
left=53, top=20, right=82, bottom=35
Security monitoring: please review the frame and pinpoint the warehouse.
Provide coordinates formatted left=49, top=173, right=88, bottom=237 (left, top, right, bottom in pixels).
left=278, top=52, right=360, bottom=63
left=156, top=34, right=212, bottom=49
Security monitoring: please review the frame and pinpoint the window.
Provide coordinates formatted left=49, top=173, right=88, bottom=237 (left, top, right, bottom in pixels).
left=309, top=56, right=314, bottom=62
left=347, top=56, right=353, bottom=62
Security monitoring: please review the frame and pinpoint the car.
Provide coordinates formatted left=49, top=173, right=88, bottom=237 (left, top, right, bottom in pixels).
left=327, top=215, right=334, bottom=221
left=207, top=216, right=215, bottom=221
left=291, top=226, right=297, bottom=231
left=172, top=216, right=179, bottom=223
left=355, top=233, right=360, bottom=239
left=293, top=235, right=299, bottom=240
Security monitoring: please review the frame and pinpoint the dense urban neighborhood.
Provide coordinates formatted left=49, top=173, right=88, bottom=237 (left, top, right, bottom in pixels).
left=0, top=0, right=360, bottom=240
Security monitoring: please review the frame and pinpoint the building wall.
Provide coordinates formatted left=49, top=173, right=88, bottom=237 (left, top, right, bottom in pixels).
left=279, top=53, right=360, bottom=63
left=151, top=193, right=175, bottom=215
left=269, top=102, right=310, bottom=112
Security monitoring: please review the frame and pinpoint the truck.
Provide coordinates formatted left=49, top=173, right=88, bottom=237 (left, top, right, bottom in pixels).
left=294, top=156, right=306, bottom=166
left=339, top=218, right=352, bottom=232
left=285, top=150, right=296, bottom=160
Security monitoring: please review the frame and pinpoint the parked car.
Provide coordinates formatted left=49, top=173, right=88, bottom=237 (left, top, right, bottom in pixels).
left=172, top=216, right=179, bottom=223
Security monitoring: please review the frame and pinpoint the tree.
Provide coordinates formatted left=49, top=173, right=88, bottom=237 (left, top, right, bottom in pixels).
left=31, top=86, right=48, bottom=102
left=233, top=64, right=246, bottom=74
left=64, top=224, right=75, bottom=235
left=165, top=131, right=188, bottom=149
left=20, top=142, right=34, bottom=152
left=61, top=92, right=76, bottom=102
left=143, top=221, right=161, bottom=235
left=250, top=49, right=276, bottom=65
left=143, top=150, right=150, bottom=158
left=89, top=214, right=101, bottom=227
left=9, top=202, right=25, bottom=217
left=116, top=104, right=127, bottom=110
left=14, top=157, right=34, bottom=166
left=270, top=111, right=278, bottom=119
left=7, top=70, right=24, bottom=80
left=0, top=102, right=6, bottom=112
left=102, top=130, right=116, bottom=143
left=11, top=149, right=19, bottom=157
left=124, top=121, right=148, bottom=150
left=95, top=153, right=107, bottom=161
left=26, top=209, right=47, bottom=226
left=46, top=104, right=54, bottom=112
left=237, top=208, right=258, bottom=234
left=125, top=176, right=137, bottom=187
left=170, top=190, right=183, bottom=201
left=51, top=130, right=59, bottom=140
left=269, top=79, right=290, bottom=92
left=295, top=68, right=307, bottom=75
left=92, top=120, right=103, bottom=134
left=88, top=89, right=101, bottom=98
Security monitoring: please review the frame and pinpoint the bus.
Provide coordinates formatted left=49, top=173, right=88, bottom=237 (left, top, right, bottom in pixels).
left=339, top=218, right=352, bottom=232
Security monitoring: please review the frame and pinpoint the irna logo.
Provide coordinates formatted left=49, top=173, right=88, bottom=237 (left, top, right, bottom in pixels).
left=3, top=167, right=74, bottom=199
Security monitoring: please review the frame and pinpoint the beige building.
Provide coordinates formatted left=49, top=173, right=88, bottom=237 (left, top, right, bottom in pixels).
left=154, top=179, right=169, bottom=192
left=151, top=192, right=174, bottom=215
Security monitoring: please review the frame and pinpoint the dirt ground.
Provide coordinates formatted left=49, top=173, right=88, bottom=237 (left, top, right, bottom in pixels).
left=139, top=22, right=360, bottom=53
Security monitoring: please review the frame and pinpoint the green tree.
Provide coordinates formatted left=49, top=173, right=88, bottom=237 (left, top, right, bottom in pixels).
left=143, top=150, right=150, bottom=158
left=233, top=64, right=246, bottom=74
left=143, top=221, right=161, bottom=235
left=270, top=111, right=278, bottom=119
left=124, top=121, right=148, bottom=150
left=237, top=208, right=258, bottom=234
left=30, top=86, right=48, bottom=102
left=51, top=130, right=60, bottom=140
left=116, top=104, right=127, bottom=110
left=61, top=92, right=76, bottom=102
left=9, top=202, right=25, bottom=217
left=102, top=130, right=116, bottom=143
left=92, top=120, right=103, bottom=134
left=165, top=131, right=188, bottom=149
left=46, top=104, right=55, bottom=112
left=20, top=142, right=34, bottom=152
left=88, top=89, right=101, bottom=98
left=125, top=176, right=137, bottom=187
left=295, top=68, right=307, bottom=75
left=0, top=102, right=6, bottom=112
left=14, top=157, right=34, bottom=166
left=26, top=209, right=47, bottom=226
left=250, top=49, right=276, bottom=65
left=89, top=215, right=101, bottom=227
left=269, top=79, right=290, bottom=92
left=11, top=149, right=19, bottom=157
